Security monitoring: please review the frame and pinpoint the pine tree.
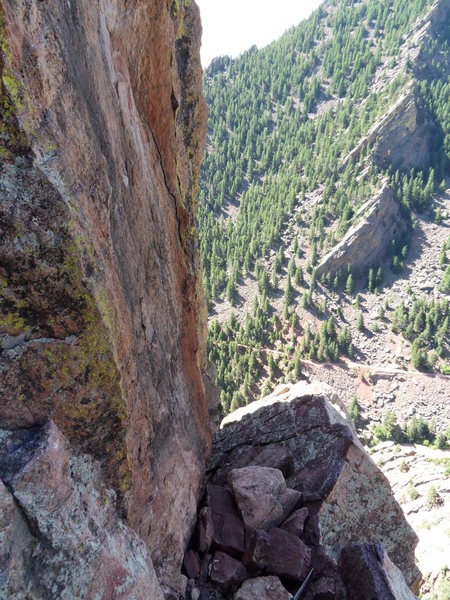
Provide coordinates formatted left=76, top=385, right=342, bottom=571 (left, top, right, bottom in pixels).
left=284, top=273, right=294, bottom=305
left=357, top=311, right=364, bottom=331
left=295, top=265, right=304, bottom=286
left=345, top=273, right=354, bottom=296
left=367, top=268, right=374, bottom=293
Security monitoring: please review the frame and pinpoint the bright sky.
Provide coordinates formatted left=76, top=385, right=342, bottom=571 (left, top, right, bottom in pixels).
left=196, top=0, right=323, bottom=67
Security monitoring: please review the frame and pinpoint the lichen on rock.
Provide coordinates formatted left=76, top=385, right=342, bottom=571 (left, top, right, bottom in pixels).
left=0, top=0, right=209, bottom=595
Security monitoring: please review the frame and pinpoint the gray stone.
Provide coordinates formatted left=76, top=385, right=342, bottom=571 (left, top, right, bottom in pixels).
left=227, top=466, right=301, bottom=531
left=0, top=422, right=164, bottom=600
left=234, top=576, right=292, bottom=600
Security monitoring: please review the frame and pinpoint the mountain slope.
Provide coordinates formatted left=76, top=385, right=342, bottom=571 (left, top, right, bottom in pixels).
left=199, top=0, right=450, bottom=416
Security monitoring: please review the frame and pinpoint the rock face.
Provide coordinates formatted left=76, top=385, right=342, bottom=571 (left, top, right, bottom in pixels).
left=0, top=0, right=208, bottom=595
left=209, top=382, right=420, bottom=590
left=372, top=92, right=434, bottom=172
left=339, top=543, right=417, bottom=600
left=0, top=421, right=164, bottom=599
left=342, top=89, right=434, bottom=172
left=316, top=183, right=407, bottom=278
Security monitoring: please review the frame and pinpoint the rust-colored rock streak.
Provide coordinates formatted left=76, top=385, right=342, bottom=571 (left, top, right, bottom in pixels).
left=0, top=0, right=209, bottom=591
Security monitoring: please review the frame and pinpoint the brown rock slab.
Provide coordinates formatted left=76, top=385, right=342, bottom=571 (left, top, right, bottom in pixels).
left=207, top=483, right=239, bottom=517
left=339, top=543, right=418, bottom=600
left=212, top=512, right=245, bottom=558
left=267, top=528, right=311, bottom=582
left=234, top=576, right=292, bottom=600
left=280, top=507, right=309, bottom=538
left=207, top=483, right=245, bottom=557
left=227, top=466, right=301, bottom=531
left=242, top=528, right=271, bottom=571
left=210, top=552, right=246, bottom=592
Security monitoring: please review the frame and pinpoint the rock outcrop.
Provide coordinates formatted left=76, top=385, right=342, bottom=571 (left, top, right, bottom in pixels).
left=0, top=0, right=208, bottom=596
left=342, top=89, right=435, bottom=172
left=0, top=421, right=164, bottom=599
left=184, top=382, right=420, bottom=599
left=316, top=182, right=407, bottom=278
left=339, top=543, right=417, bottom=600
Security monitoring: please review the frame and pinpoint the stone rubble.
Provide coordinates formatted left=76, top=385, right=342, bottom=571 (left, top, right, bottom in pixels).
left=184, top=382, right=420, bottom=599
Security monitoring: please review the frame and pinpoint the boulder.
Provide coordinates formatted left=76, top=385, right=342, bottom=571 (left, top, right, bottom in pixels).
left=210, top=381, right=420, bottom=587
left=210, top=552, right=247, bottom=592
left=280, top=507, right=309, bottom=538
left=339, top=543, right=418, bottom=600
left=207, top=484, right=245, bottom=557
left=267, top=528, right=311, bottom=582
left=234, top=576, right=292, bottom=600
left=0, top=422, right=164, bottom=599
left=227, top=466, right=301, bottom=531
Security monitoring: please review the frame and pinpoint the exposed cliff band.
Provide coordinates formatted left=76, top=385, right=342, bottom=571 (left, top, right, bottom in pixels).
left=0, top=0, right=208, bottom=596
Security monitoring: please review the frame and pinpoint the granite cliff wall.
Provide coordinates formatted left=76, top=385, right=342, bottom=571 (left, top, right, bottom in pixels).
left=0, top=0, right=208, bottom=595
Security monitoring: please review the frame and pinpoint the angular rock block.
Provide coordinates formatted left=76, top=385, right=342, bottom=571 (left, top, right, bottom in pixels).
left=280, top=507, right=309, bottom=538
left=0, top=422, right=164, bottom=599
left=267, top=528, right=311, bottom=582
left=207, top=483, right=245, bottom=557
left=227, top=466, right=301, bottom=531
left=234, top=576, right=292, bottom=600
left=210, top=552, right=247, bottom=592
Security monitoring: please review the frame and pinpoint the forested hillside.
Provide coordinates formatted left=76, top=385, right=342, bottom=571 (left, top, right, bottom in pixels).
left=198, top=0, right=450, bottom=413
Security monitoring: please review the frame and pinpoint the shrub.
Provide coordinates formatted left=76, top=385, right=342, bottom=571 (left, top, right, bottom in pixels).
left=348, top=396, right=361, bottom=426
left=399, top=460, right=410, bottom=473
left=436, top=432, right=448, bottom=450
left=408, top=482, right=419, bottom=500
left=425, top=486, right=441, bottom=509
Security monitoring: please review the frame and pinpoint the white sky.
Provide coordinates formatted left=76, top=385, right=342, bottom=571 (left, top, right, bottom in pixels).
left=196, top=0, right=323, bottom=67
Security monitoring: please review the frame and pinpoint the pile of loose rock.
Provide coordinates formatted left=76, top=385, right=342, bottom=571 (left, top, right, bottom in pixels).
left=183, top=382, right=420, bottom=599
left=184, top=460, right=326, bottom=599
